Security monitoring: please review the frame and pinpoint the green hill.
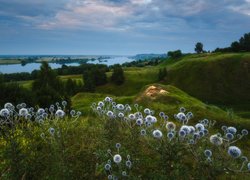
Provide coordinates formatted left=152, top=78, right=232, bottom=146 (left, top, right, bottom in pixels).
left=161, top=53, right=250, bottom=114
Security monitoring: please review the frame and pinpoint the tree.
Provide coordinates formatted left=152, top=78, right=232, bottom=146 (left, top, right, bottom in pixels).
left=83, top=70, right=96, bottom=92
left=158, top=68, right=167, bottom=81
left=32, top=61, right=64, bottom=107
left=239, top=32, right=250, bottom=51
left=195, top=42, right=204, bottom=53
left=111, top=64, right=125, bottom=85
left=167, top=50, right=182, bottom=59
left=231, top=41, right=241, bottom=52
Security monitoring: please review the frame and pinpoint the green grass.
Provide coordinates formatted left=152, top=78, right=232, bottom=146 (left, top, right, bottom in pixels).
left=0, top=59, right=21, bottom=64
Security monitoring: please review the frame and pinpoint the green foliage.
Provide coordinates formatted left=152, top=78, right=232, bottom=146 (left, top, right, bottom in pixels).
left=167, top=50, right=182, bottom=59
left=111, top=64, right=125, bottom=85
left=158, top=67, right=167, bottom=81
left=83, top=70, right=96, bottom=92
left=195, top=42, right=204, bottom=53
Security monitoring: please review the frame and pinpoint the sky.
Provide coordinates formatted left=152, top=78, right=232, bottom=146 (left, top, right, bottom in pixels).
left=0, top=0, right=250, bottom=55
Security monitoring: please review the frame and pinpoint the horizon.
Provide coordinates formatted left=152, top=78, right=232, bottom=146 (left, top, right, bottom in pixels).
left=0, top=0, right=250, bottom=55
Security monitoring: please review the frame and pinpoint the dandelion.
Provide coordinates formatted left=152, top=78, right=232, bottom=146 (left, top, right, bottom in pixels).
left=113, top=154, right=122, bottom=164
left=210, top=134, right=223, bottom=146
left=19, top=108, right=28, bottom=117
left=0, top=108, right=10, bottom=117
left=204, top=150, right=212, bottom=157
left=228, top=146, right=241, bottom=158
left=166, top=122, right=176, bottom=131
left=55, top=109, right=65, bottom=118
left=153, top=129, right=163, bottom=138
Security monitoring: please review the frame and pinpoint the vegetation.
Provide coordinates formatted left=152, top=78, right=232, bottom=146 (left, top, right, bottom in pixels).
left=167, top=50, right=182, bottom=59
left=111, top=64, right=125, bottom=85
left=195, top=42, right=204, bottom=53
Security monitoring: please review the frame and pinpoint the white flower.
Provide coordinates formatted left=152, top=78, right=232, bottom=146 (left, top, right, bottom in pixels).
left=116, top=104, right=125, bottom=110
left=210, top=134, right=223, bottom=146
left=166, top=122, right=176, bottom=131
left=113, top=154, right=122, bottom=164
left=98, top=101, right=104, bottom=107
left=228, top=146, right=241, bottom=158
left=153, top=129, right=163, bottom=138
left=195, top=123, right=205, bottom=131
left=55, top=109, right=65, bottom=118
left=19, top=108, right=28, bottom=116
left=227, top=127, right=237, bottom=134
left=4, top=103, right=14, bottom=110
left=0, top=108, right=10, bottom=117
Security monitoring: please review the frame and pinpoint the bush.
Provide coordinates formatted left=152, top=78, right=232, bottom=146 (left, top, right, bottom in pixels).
left=111, top=64, right=125, bottom=85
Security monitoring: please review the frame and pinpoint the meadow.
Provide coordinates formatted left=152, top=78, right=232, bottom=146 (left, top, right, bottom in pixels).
left=1, top=52, right=250, bottom=179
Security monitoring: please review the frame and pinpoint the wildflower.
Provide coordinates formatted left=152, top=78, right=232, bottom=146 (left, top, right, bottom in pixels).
left=193, top=133, right=200, bottom=140
left=25, top=114, right=32, bottom=120
left=116, top=104, right=125, bottom=110
left=186, top=112, right=193, bottom=119
left=126, top=160, right=132, bottom=168
left=180, top=125, right=191, bottom=135
left=189, top=139, right=195, bottom=144
left=136, top=118, right=143, bottom=126
left=140, top=129, right=146, bottom=136
left=115, top=143, right=121, bottom=149
left=37, top=108, right=45, bottom=115
left=104, top=97, right=111, bottom=102
left=204, top=150, right=212, bottom=157
left=98, top=101, right=104, bottom=107
left=48, top=127, right=55, bottom=135
left=144, top=108, right=151, bottom=114
left=153, top=129, right=163, bottom=138
left=76, top=111, right=82, bottom=116
left=189, top=126, right=195, bottom=134
left=241, top=129, right=248, bottom=136
left=122, top=171, right=127, bottom=176
left=203, top=119, right=209, bottom=125
left=104, top=164, right=111, bottom=171
left=21, top=103, right=26, bottom=108
left=228, top=146, right=241, bottom=158
left=247, top=163, right=250, bottom=171
left=226, top=133, right=234, bottom=140
left=227, top=127, right=237, bottom=134
left=4, top=103, right=14, bottom=110
left=62, top=101, right=67, bottom=107
left=166, top=122, right=176, bottom=131
left=145, top=115, right=157, bottom=123
left=176, top=112, right=186, bottom=121
left=118, top=112, right=124, bottom=118
left=19, top=108, right=28, bottom=117
left=70, top=110, right=76, bottom=116
left=210, top=134, right=223, bottom=146
left=180, top=107, right=186, bottom=112
left=195, top=123, right=205, bottom=131
left=128, top=114, right=136, bottom=120
left=179, top=130, right=186, bottom=137
left=221, top=125, right=227, bottom=131
left=0, top=108, right=10, bottom=117
left=55, top=110, right=65, bottom=118
left=159, top=112, right=165, bottom=117
left=113, top=154, right=122, bottom=164
left=203, top=129, right=209, bottom=135
left=106, top=111, right=114, bottom=117
left=167, top=132, right=174, bottom=140
left=108, top=175, right=113, bottom=180
left=199, top=131, right=204, bottom=137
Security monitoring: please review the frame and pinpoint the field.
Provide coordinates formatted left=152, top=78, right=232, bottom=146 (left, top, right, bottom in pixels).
left=1, top=52, right=250, bottom=179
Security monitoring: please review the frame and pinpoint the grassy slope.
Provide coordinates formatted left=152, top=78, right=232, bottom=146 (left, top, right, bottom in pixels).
left=163, top=53, right=250, bottom=105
